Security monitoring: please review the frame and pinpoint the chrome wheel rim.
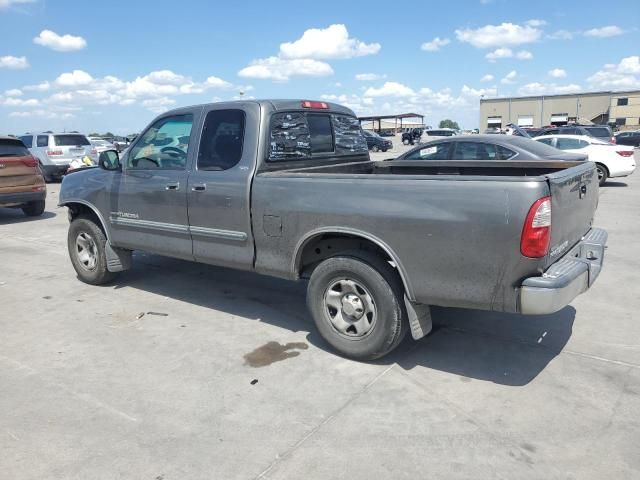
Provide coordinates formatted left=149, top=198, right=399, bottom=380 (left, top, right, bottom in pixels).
left=597, top=166, right=604, bottom=181
left=75, top=232, right=98, bottom=271
left=323, top=279, right=377, bottom=338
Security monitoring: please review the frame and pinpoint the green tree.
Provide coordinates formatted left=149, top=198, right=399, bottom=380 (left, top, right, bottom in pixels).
left=439, top=119, right=460, bottom=130
left=88, top=132, right=100, bottom=137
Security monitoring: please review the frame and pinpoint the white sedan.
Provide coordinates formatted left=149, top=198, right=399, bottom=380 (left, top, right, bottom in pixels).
left=535, top=134, right=635, bottom=185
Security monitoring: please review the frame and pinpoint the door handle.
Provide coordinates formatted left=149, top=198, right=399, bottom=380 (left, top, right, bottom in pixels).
left=165, top=182, right=180, bottom=190
left=192, top=183, right=207, bottom=192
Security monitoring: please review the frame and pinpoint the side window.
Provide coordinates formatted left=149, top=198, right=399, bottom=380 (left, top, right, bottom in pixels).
left=496, top=145, right=516, bottom=160
left=37, top=135, right=49, bottom=147
left=537, top=137, right=555, bottom=146
left=577, top=139, right=589, bottom=148
left=197, top=109, right=245, bottom=171
left=333, top=115, right=367, bottom=154
left=563, top=128, right=579, bottom=135
left=405, top=142, right=451, bottom=160
left=556, top=138, right=583, bottom=150
left=454, top=142, right=497, bottom=160
left=19, top=135, right=33, bottom=147
left=128, top=114, right=193, bottom=169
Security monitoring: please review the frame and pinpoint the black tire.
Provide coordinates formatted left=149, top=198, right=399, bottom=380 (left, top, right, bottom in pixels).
left=38, top=161, right=52, bottom=183
left=381, top=148, right=388, bottom=152
left=67, top=216, right=117, bottom=285
left=22, top=200, right=45, bottom=217
left=371, top=145, right=379, bottom=152
left=596, top=163, right=608, bottom=186
left=307, top=252, right=407, bottom=360
left=403, top=139, right=410, bottom=145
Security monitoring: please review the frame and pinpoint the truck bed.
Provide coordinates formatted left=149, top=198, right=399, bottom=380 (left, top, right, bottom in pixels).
left=260, top=159, right=586, bottom=179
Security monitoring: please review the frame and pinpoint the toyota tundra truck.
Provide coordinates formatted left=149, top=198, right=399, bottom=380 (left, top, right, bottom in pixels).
left=59, top=100, right=607, bottom=360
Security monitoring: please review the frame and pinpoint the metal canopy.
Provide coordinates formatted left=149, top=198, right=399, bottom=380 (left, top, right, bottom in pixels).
left=358, top=113, right=425, bottom=133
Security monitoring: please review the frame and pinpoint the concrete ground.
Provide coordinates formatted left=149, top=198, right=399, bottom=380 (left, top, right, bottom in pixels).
left=1, top=148, right=639, bottom=480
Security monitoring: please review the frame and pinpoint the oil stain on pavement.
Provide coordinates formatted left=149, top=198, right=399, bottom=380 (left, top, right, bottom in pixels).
left=244, top=341, right=309, bottom=367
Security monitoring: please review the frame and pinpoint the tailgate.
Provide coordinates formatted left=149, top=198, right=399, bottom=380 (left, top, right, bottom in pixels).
left=0, top=156, right=37, bottom=188
left=544, top=162, right=599, bottom=268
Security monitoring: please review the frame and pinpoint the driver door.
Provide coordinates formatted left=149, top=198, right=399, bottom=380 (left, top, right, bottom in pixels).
left=109, top=109, right=201, bottom=260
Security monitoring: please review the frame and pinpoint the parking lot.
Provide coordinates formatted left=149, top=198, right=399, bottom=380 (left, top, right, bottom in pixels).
left=1, top=147, right=639, bottom=479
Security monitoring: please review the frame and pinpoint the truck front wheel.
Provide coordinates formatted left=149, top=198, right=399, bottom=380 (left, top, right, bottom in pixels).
left=67, top=216, right=117, bottom=285
left=307, top=253, right=407, bottom=360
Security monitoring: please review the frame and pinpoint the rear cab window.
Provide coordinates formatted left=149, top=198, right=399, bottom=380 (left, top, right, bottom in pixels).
left=0, top=138, right=31, bottom=157
left=54, top=135, right=90, bottom=146
left=268, top=112, right=367, bottom=162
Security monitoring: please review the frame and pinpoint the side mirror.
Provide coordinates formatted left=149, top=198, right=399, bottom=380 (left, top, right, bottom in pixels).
left=98, top=150, right=120, bottom=171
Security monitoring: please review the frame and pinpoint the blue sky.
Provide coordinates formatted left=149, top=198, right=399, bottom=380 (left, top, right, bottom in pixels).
left=1, top=0, right=639, bottom=133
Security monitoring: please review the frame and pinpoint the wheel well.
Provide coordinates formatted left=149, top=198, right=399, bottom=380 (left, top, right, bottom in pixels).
left=297, top=233, right=411, bottom=297
left=595, top=162, right=609, bottom=175
left=65, top=203, right=107, bottom=237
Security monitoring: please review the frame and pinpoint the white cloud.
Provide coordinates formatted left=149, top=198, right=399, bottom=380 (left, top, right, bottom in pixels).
left=456, top=21, right=543, bottom=48
left=9, top=109, right=74, bottom=120
left=584, top=25, right=625, bottom=38
left=364, top=82, right=415, bottom=97
left=461, top=85, right=498, bottom=97
left=33, top=29, right=87, bottom=52
left=587, top=56, right=640, bottom=89
left=238, top=56, right=333, bottom=81
left=4, top=88, right=22, bottom=97
left=141, top=97, right=176, bottom=113
left=55, top=69, right=94, bottom=87
left=355, top=73, right=386, bottom=81
left=279, top=24, right=380, bottom=59
left=0, top=55, right=29, bottom=69
left=517, top=83, right=581, bottom=96
left=421, top=37, right=450, bottom=52
left=1, top=96, right=40, bottom=107
left=526, top=19, right=547, bottom=27
left=516, top=50, right=533, bottom=60
left=0, top=0, right=35, bottom=9
left=481, top=74, right=494, bottom=82
left=547, top=30, right=573, bottom=40
left=501, top=70, right=517, bottom=84
left=24, top=81, right=50, bottom=92
left=548, top=68, right=567, bottom=78
left=486, top=47, right=512, bottom=62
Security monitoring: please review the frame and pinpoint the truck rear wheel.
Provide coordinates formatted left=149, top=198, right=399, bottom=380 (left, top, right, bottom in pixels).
left=307, top=252, right=407, bottom=360
left=67, top=216, right=117, bottom=285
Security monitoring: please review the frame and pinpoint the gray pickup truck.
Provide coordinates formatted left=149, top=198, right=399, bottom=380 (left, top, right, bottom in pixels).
left=59, top=100, right=607, bottom=360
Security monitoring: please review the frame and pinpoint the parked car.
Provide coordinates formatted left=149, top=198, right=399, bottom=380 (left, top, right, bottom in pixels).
left=363, top=130, right=392, bottom=152
left=20, top=132, right=97, bottom=182
left=401, top=128, right=423, bottom=145
left=424, top=128, right=457, bottom=138
left=0, top=136, right=46, bottom=216
left=59, top=99, right=606, bottom=360
left=534, top=134, right=635, bottom=185
left=89, top=137, right=116, bottom=154
left=484, top=127, right=502, bottom=134
left=395, top=135, right=588, bottom=162
left=538, top=125, right=615, bottom=144
left=615, top=130, right=640, bottom=147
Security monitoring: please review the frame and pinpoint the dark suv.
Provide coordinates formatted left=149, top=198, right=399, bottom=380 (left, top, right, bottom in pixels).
left=539, top=125, right=615, bottom=144
left=401, top=128, right=423, bottom=145
left=615, top=130, right=640, bottom=147
left=363, top=130, right=393, bottom=152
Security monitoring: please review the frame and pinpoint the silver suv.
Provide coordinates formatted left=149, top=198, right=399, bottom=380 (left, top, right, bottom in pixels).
left=19, top=132, right=97, bottom=182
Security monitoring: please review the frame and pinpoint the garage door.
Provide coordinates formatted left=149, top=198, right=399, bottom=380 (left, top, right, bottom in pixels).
left=518, top=116, right=534, bottom=127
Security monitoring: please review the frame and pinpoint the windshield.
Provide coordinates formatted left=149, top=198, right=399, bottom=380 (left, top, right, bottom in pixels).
left=585, top=127, right=611, bottom=137
left=0, top=139, right=31, bottom=157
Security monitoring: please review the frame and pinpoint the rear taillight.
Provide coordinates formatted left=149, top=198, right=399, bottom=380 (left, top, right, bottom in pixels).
left=90, top=148, right=97, bottom=155
left=616, top=150, right=634, bottom=157
left=521, top=196, right=551, bottom=258
left=301, top=100, right=329, bottom=109
left=21, top=157, right=38, bottom=168
left=47, top=149, right=63, bottom=156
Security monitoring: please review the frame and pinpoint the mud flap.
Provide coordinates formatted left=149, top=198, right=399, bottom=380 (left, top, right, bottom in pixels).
left=404, top=295, right=433, bottom=340
left=105, top=242, right=132, bottom=272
